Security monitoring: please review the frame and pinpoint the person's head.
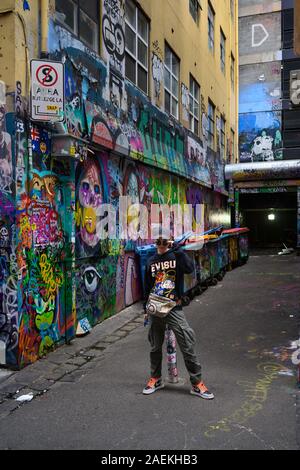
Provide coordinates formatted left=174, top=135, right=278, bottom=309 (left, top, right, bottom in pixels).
left=156, top=237, right=173, bottom=255
left=152, top=223, right=173, bottom=254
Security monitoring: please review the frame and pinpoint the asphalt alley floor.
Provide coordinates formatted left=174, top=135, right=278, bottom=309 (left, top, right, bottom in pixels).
left=0, top=253, right=299, bottom=450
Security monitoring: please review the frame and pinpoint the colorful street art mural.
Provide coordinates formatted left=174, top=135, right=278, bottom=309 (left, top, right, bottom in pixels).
left=0, top=101, right=17, bottom=367
left=15, top=124, right=76, bottom=367
left=47, top=20, right=226, bottom=193
left=238, top=9, right=284, bottom=165
left=73, top=151, right=229, bottom=332
left=239, top=111, right=283, bottom=163
left=0, top=17, right=231, bottom=369
left=0, top=110, right=230, bottom=369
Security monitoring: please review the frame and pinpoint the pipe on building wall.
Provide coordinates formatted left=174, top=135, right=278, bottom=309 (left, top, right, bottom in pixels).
left=40, top=0, right=49, bottom=54
left=225, top=160, right=300, bottom=181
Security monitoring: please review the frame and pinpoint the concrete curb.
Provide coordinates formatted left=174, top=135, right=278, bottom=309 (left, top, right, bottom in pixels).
left=0, top=301, right=145, bottom=418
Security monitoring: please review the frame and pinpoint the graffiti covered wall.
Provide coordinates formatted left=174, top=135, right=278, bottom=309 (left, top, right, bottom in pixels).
left=74, top=151, right=230, bottom=331
left=0, top=110, right=230, bottom=369
left=48, top=20, right=226, bottom=193
left=239, top=111, right=283, bottom=163
left=1, top=15, right=231, bottom=368
left=239, top=62, right=282, bottom=114
left=15, top=118, right=76, bottom=367
left=239, top=12, right=282, bottom=65
left=239, top=61, right=283, bottom=163
left=0, top=93, right=17, bottom=366
left=238, top=8, right=284, bottom=164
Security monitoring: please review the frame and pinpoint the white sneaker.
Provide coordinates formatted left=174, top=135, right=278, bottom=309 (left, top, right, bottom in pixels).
left=190, top=381, right=215, bottom=400
left=143, top=377, right=165, bottom=395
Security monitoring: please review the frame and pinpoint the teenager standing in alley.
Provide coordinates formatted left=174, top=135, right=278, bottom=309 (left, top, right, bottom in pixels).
left=142, top=230, right=214, bottom=400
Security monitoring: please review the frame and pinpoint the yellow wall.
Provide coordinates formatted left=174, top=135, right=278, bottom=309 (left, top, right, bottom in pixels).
left=0, top=5, right=15, bottom=111
left=0, top=0, right=40, bottom=109
left=0, top=0, right=238, bottom=160
left=138, top=0, right=238, bottom=162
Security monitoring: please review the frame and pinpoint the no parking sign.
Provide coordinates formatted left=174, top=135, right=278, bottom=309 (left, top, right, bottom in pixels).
left=31, top=60, right=65, bottom=122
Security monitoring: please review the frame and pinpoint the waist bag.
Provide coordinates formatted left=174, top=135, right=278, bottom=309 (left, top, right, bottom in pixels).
left=146, top=293, right=177, bottom=318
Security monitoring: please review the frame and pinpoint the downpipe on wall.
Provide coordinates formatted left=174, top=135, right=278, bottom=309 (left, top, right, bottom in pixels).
left=40, top=0, right=49, bottom=56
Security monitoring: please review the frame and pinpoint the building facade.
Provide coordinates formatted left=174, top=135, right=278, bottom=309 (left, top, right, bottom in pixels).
left=226, top=0, right=300, bottom=249
left=0, top=0, right=238, bottom=368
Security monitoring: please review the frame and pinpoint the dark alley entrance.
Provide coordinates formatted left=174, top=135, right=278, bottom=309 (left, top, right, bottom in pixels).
left=240, top=191, right=297, bottom=249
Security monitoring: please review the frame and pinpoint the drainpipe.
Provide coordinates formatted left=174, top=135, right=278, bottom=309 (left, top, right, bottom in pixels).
left=40, top=0, right=49, bottom=56
left=234, top=0, right=239, bottom=165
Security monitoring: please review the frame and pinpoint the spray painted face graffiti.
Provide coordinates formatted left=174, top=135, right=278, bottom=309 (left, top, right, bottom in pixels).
left=125, top=171, right=139, bottom=203
left=123, top=169, right=140, bottom=240
left=251, top=134, right=274, bottom=162
left=78, top=160, right=103, bottom=248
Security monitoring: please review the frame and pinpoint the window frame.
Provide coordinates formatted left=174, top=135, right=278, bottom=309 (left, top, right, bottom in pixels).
left=220, top=115, right=226, bottom=160
left=125, top=0, right=150, bottom=95
left=208, top=99, right=215, bottom=149
left=189, top=0, right=200, bottom=25
left=208, top=1, right=215, bottom=52
left=55, top=0, right=99, bottom=53
left=189, top=74, right=200, bottom=136
left=164, top=43, right=180, bottom=119
left=220, top=28, right=226, bottom=74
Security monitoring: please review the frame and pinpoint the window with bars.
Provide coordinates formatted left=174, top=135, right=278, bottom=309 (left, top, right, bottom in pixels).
left=220, top=116, right=226, bottom=160
left=125, top=0, right=149, bottom=95
left=189, top=74, right=200, bottom=136
left=164, top=44, right=180, bottom=119
left=55, top=0, right=99, bottom=52
left=189, top=0, right=200, bottom=25
left=231, top=54, right=235, bottom=90
left=208, top=100, right=215, bottom=149
left=208, top=2, right=215, bottom=52
left=220, top=29, right=226, bottom=74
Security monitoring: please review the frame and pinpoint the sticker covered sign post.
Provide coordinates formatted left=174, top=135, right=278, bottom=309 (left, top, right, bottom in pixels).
left=31, top=60, right=64, bottom=122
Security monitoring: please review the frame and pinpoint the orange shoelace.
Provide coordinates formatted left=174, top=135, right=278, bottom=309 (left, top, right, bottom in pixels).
left=147, top=377, right=159, bottom=388
left=196, top=382, right=208, bottom=393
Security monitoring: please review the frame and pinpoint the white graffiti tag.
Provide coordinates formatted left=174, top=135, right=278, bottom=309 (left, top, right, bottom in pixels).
left=152, top=53, right=163, bottom=99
